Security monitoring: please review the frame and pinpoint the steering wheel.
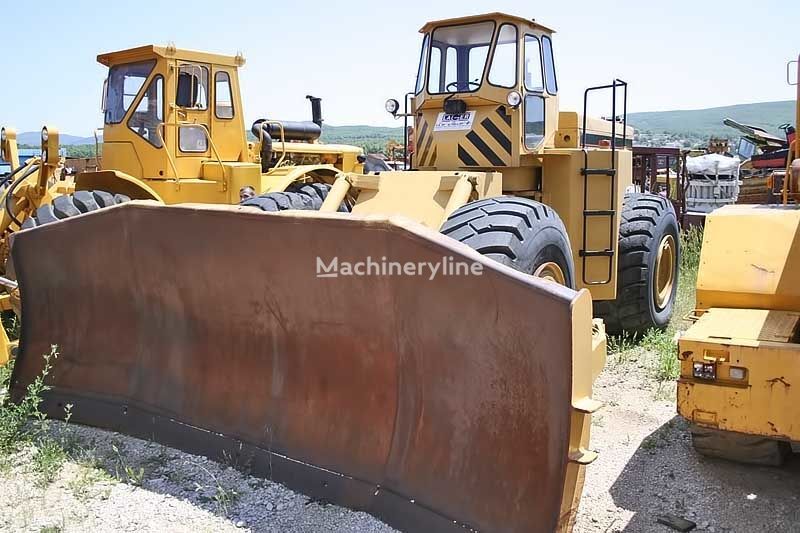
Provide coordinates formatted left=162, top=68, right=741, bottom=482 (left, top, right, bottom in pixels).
left=446, top=80, right=480, bottom=92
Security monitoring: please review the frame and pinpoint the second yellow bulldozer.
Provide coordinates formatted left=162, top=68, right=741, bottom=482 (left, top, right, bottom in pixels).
left=0, top=43, right=366, bottom=359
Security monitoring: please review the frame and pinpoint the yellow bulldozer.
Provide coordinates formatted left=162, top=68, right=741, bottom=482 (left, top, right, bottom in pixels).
left=6, top=12, right=680, bottom=532
left=677, top=55, right=800, bottom=466
left=1, top=45, right=364, bottom=219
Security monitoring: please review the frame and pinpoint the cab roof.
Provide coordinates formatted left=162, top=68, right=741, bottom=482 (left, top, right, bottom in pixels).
left=420, top=12, right=555, bottom=34
left=97, top=45, right=245, bottom=68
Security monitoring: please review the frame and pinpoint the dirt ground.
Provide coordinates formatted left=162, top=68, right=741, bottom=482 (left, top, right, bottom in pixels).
left=575, top=351, right=800, bottom=533
left=2, top=348, right=799, bottom=532
left=0, top=423, right=396, bottom=533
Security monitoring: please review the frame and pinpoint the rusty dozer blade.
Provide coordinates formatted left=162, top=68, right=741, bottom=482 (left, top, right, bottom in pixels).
left=10, top=202, right=599, bottom=533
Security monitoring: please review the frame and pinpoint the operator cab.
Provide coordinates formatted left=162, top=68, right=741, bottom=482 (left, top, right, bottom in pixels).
left=98, top=45, right=248, bottom=181
left=386, top=13, right=560, bottom=169
left=419, top=14, right=557, bottom=144
left=385, top=13, right=631, bottom=171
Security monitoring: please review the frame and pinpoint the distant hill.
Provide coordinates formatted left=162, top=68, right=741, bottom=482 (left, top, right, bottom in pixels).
left=321, top=124, right=404, bottom=141
left=628, top=100, right=795, bottom=139
left=17, top=132, right=96, bottom=146
left=16, top=100, right=797, bottom=154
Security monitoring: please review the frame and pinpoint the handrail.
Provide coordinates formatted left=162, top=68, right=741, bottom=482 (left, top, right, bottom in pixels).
left=93, top=128, right=103, bottom=170
left=403, top=91, right=413, bottom=169
left=581, top=79, right=628, bottom=150
left=192, top=123, right=227, bottom=186
left=156, top=122, right=228, bottom=187
left=579, top=79, right=628, bottom=285
left=156, top=123, right=181, bottom=182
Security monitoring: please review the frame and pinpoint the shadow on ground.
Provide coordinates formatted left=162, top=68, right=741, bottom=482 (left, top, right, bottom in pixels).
left=46, top=422, right=395, bottom=533
left=610, top=416, right=800, bottom=532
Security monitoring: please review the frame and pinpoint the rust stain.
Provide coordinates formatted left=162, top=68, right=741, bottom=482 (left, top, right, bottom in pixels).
left=750, top=263, right=775, bottom=274
left=767, top=376, right=791, bottom=388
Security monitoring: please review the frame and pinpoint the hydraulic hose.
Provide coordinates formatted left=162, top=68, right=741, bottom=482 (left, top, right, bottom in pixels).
left=4, top=163, right=40, bottom=229
left=0, top=160, right=36, bottom=190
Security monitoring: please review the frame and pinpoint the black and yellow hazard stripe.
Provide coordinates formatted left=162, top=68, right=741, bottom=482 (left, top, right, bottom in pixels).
left=414, top=118, right=427, bottom=166
left=415, top=118, right=439, bottom=167
left=458, top=106, right=513, bottom=167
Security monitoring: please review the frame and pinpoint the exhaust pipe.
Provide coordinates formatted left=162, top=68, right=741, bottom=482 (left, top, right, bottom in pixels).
left=250, top=121, right=274, bottom=173
left=306, top=95, right=323, bottom=127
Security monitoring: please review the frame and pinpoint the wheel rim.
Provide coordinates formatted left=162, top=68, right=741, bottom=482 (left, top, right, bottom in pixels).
left=533, top=262, right=567, bottom=285
left=654, top=234, right=676, bottom=310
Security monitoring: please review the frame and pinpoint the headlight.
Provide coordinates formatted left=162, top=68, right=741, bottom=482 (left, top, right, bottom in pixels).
left=41, top=149, right=48, bottom=162
left=692, top=361, right=716, bottom=380
left=385, top=99, right=400, bottom=115
left=506, top=91, right=522, bottom=107
left=1, top=128, right=6, bottom=143
left=41, top=127, right=48, bottom=143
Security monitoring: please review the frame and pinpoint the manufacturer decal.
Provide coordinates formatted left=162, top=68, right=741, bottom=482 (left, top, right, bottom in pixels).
left=433, top=111, right=476, bottom=131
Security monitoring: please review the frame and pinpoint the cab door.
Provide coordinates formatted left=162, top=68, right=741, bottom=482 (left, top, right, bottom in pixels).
left=210, top=66, right=243, bottom=161
left=522, top=34, right=546, bottom=151
left=522, top=33, right=558, bottom=151
left=174, top=62, right=212, bottom=178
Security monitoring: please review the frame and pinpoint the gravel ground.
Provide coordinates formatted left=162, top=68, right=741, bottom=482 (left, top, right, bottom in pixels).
left=575, top=350, right=800, bottom=533
left=2, top=350, right=799, bottom=532
left=0, top=424, right=397, bottom=533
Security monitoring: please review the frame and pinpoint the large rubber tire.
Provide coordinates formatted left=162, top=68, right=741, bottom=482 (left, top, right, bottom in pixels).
left=690, top=424, right=790, bottom=466
left=286, top=182, right=350, bottom=212
left=241, top=191, right=311, bottom=212
left=241, top=183, right=350, bottom=213
left=440, top=196, right=575, bottom=287
left=21, top=190, right=131, bottom=229
left=594, top=193, right=679, bottom=335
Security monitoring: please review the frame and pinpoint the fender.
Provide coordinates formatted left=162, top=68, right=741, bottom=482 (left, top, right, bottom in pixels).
left=263, top=164, right=340, bottom=193
left=76, top=170, right=164, bottom=202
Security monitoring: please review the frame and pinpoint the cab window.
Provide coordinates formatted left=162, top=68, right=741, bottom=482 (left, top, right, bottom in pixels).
left=179, top=125, right=208, bottom=153
left=542, top=36, right=558, bottom=94
left=414, top=34, right=430, bottom=94
left=524, top=35, right=544, bottom=92
left=427, top=22, right=494, bottom=94
left=176, top=64, right=209, bottom=109
left=127, top=75, right=163, bottom=148
left=104, top=60, right=155, bottom=124
left=215, top=72, right=234, bottom=119
left=524, top=95, right=545, bottom=149
left=488, top=24, right=517, bottom=88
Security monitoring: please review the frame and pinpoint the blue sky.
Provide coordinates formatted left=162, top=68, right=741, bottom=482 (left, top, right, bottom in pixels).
left=1, top=0, right=797, bottom=135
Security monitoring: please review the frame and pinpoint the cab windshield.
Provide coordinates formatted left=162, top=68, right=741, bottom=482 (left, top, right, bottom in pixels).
left=427, top=22, right=494, bottom=94
left=104, top=60, right=156, bottom=124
